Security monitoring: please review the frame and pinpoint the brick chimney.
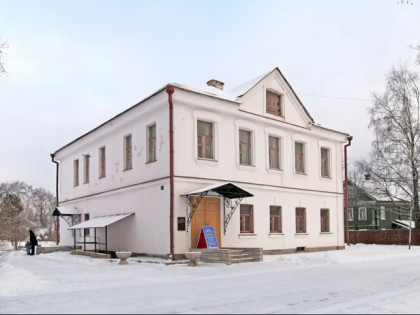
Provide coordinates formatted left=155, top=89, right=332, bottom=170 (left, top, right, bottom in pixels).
left=207, top=79, right=224, bottom=90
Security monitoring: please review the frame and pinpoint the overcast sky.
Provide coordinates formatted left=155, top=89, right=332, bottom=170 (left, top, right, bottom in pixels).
left=1, top=0, right=419, bottom=193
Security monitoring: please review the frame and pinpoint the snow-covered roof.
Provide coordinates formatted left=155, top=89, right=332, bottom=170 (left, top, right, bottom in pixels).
left=393, top=220, right=415, bottom=229
left=68, top=213, right=134, bottom=229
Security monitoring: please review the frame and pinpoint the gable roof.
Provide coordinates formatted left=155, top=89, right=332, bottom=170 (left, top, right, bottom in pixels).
left=53, top=67, right=316, bottom=155
left=227, top=67, right=315, bottom=123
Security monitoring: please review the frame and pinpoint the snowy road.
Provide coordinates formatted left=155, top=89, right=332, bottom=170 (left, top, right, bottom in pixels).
left=1, top=244, right=420, bottom=314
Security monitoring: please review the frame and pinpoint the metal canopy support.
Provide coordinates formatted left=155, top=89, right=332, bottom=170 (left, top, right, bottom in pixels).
left=223, top=196, right=244, bottom=234
left=186, top=191, right=209, bottom=232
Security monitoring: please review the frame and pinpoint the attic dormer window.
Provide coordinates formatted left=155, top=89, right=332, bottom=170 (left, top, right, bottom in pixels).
left=266, top=90, right=283, bottom=116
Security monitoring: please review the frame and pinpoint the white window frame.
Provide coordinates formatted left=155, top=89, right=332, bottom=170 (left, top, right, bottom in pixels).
left=348, top=208, right=354, bottom=221
left=358, top=207, right=367, bottom=221
left=292, top=134, right=309, bottom=176
left=123, top=133, right=133, bottom=171
left=265, top=127, right=285, bottom=173
left=235, top=119, right=257, bottom=169
left=147, top=123, right=157, bottom=163
left=192, top=110, right=220, bottom=164
left=380, top=206, right=386, bottom=220
left=73, top=159, right=79, bottom=187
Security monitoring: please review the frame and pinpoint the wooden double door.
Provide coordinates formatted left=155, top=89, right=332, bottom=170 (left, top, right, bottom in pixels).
left=190, top=197, right=221, bottom=248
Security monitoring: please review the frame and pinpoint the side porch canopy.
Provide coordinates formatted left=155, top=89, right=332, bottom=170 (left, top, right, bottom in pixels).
left=69, top=213, right=134, bottom=254
left=52, top=206, right=81, bottom=226
left=181, top=182, right=253, bottom=234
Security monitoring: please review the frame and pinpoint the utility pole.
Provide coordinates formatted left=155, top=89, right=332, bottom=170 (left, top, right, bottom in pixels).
left=409, top=199, right=413, bottom=250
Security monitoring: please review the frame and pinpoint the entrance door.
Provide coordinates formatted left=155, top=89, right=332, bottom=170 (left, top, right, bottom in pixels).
left=190, top=197, right=221, bottom=248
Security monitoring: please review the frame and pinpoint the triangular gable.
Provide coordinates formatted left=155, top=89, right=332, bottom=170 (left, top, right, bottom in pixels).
left=231, top=67, right=314, bottom=127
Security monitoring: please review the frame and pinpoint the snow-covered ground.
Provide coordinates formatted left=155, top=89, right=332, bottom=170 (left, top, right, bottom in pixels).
left=1, top=244, right=420, bottom=314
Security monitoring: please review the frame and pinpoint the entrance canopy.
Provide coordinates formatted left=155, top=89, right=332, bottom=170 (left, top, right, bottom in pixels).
left=69, top=213, right=134, bottom=230
left=181, top=182, right=253, bottom=234
left=52, top=206, right=80, bottom=216
left=181, top=182, right=254, bottom=199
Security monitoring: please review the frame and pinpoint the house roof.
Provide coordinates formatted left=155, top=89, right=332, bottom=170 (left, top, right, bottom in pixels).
left=53, top=67, right=316, bottom=155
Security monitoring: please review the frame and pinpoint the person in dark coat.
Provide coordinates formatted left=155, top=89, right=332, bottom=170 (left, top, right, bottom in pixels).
left=29, top=230, right=38, bottom=255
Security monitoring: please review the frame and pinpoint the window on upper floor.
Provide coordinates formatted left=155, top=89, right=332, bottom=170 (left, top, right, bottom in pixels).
left=83, top=155, right=90, bottom=184
left=296, top=207, right=306, bottom=233
left=321, top=209, right=330, bottom=232
left=358, top=207, right=367, bottom=221
left=99, top=147, right=106, bottom=178
left=321, top=147, right=330, bottom=178
left=295, top=142, right=305, bottom=174
left=124, top=134, right=132, bottom=170
left=270, top=206, right=282, bottom=233
left=240, top=204, right=254, bottom=233
left=147, top=124, right=157, bottom=163
left=239, top=129, right=252, bottom=166
left=73, top=159, right=79, bottom=187
left=197, top=120, right=214, bottom=160
left=269, top=136, right=280, bottom=170
left=266, top=90, right=283, bottom=116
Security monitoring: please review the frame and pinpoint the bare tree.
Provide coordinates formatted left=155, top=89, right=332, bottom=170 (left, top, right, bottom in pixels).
left=365, top=59, right=420, bottom=228
left=0, top=36, right=8, bottom=76
left=0, top=193, right=30, bottom=250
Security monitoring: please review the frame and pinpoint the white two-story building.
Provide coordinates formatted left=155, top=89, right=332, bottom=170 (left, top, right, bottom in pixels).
left=51, top=67, right=350, bottom=258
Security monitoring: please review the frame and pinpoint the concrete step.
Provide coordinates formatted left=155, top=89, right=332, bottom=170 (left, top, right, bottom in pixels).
left=231, top=257, right=255, bottom=264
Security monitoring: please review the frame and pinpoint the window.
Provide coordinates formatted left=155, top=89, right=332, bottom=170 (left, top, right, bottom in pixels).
left=321, top=209, right=330, bottom=232
left=197, top=120, right=213, bottom=159
left=269, top=136, right=280, bottom=169
left=270, top=206, right=282, bottom=233
left=124, top=134, right=132, bottom=170
left=296, top=208, right=306, bottom=233
left=348, top=208, right=354, bottom=221
left=73, top=159, right=79, bottom=187
left=99, top=147, right=106, bottom=178
left=240, top=205, right=254, bottom=233
left=380, top=206, right=386, bottom=220
left=84, top=213, right=90, bottom=236
left=177, top=217, right=186, bottom=231
left=239, top=130, right=252, bottom=165
left=295, top=142, right=305, bottom=173
left=358, top=207, right=367, bottom=221
left=148, top=124, right=157, bottom=163
left=321, top=147, right=330, bottom=178
left=83, top=155, right=90, bottom=184
left=266, top=90, right=282, bottom=116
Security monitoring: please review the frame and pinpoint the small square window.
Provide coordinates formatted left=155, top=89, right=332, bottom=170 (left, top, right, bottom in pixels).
left=177, top=217, right=186, bottom=231
left=266, top=90, right=282, bottom=116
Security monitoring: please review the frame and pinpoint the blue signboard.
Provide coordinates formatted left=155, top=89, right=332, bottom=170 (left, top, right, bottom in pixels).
left=197, top=226, right=219, bottom=249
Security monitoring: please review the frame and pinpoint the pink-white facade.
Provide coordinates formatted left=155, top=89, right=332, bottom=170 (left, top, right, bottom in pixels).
left=53, top=68, right=349, bottom=257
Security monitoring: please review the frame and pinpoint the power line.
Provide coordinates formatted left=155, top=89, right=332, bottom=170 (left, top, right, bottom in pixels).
left=297, top=93, right=372, bottom=102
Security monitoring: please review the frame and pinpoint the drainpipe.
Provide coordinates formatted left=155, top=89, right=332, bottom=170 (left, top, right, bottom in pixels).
left=344, top=136, right=353, bottom=246
left=50, top=153, right=60, bottom=245
left=166, top=85, right=175, bottom=259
